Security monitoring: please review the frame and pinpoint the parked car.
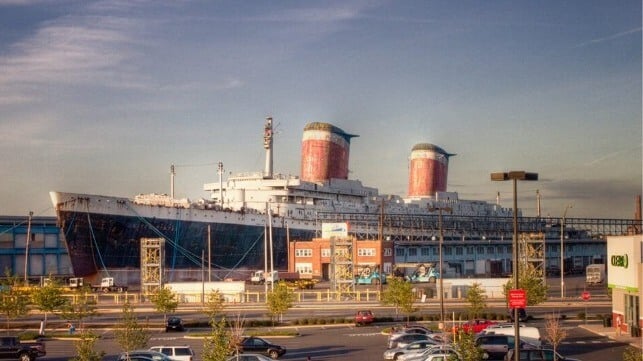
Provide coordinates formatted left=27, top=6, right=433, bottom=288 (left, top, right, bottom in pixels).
left=118, top=350, right=173, bottom=361
left=475, top=334, right=538, bottom=360
left=165, top=316, right=184, bottom=332
left=387, top=333, right=431, bottom=349
left=226, top=354, right=274, bottom=361
left=423, top=352, right=461, bottom=361
left=0, top=336, right=45, bottom=361
left=479, top=325, right=541, bottom=347
left=504, top=348, right=581, bottom=361
left=507, top=308, right=529, bottom=322
left=236, top=337, right=286, bottom=359
left=382, top=340, right=437, bottom=360
left=390, top=326, right=434, bottom=336
left=458, top=319, right=497, bottom=333
left=397, top=345, right=459, bottom=361
left=354, top=310, right=374, bottom=326
left=149, top=346, right=194, bottom=361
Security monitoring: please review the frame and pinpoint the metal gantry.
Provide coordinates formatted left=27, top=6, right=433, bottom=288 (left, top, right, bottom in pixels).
left=140, top=237, right=164, bottom=294
left=330, top=237, right=355, bottom=299
left=519, top=232, right=545, bottom=282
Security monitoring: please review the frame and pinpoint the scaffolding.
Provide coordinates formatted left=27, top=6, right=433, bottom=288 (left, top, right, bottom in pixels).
left=330, top=237, right=355, bottom=299
left=519, top=232, right=545, bottom=283
left=140, top=238, right=164, bottom=294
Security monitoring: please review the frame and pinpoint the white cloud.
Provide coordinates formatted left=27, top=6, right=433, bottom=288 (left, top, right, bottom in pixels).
left=576, top=27, right=642, bottom=47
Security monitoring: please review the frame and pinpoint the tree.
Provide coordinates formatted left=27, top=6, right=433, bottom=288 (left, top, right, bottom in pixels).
left=149, top=287, right=179, bottom=323
left=465, top=282, right=486, bottom=319
left=201, top=317, right=233, bottom=361
left=543, top=313, right=568, bottom=361
left=381, top=277, right=416, bottom=322
left=503, top=263, right=548, bottom=306
left=203, top=289, right=225, bottom=323
left=60, top=293, right=99, bottom=331
left=266, top=283, right=294, bottom=325
left=70, top=330, right=105, bottom=361
left=31, top=278, right=69, bottom=334
left=114, top=302, right=150, bottom=358
left=0, top=273, right=30, bottom=331
left=450, top=330, right=485, bottom=361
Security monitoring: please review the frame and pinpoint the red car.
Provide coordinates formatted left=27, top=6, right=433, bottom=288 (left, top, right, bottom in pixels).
left=459, top=319, right=497, bottom=333
left=355, top=310, right=375, bottom=326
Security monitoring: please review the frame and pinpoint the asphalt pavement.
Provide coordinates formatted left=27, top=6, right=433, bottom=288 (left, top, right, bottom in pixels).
left=580, top=322, right=643, bottom=349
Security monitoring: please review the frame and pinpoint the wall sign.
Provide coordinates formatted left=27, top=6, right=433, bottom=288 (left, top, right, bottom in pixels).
left=611, top=254, right=629, bottom=268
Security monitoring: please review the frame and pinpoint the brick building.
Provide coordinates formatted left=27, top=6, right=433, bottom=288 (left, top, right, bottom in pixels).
left=288, top=237, right=395, bottom=280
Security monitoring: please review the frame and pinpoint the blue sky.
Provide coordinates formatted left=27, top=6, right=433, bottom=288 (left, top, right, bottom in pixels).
left=0, top=0, right=641, bottom=219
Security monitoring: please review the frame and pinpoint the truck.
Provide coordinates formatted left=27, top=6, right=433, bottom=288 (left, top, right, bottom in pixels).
left=586, top=264, right=606, bottom=285
left=250, top=270, right=279, bottom=285
left=90, top=277, right=128, bottom=293
left=0, top=336, right=45, bottom=361
left=355, top=265, right=386, bottom=285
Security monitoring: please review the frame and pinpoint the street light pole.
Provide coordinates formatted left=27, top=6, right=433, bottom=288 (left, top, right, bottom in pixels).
left=560, top=204, right=573, bottom=300
left=491, top=171, right=538, bottom=361
left=430, top=206, right=452, bottom=329
left=24, top=211, right=33, bottom=283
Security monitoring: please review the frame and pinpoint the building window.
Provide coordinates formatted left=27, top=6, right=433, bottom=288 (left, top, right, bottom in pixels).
left=358, top=248, right=376, bottom=256
left=295, top=249, right=312, bottom=257
left=295, top=263, right=312, bottom=274
left=421, top=247, right=430, bottom=257
left=321, top=249, right=330, bottom=258
left=384, top=248, right=393, bottom=256
left=408, top=248, right=417, bottom=257
left=445, top=246, right=452, bottom=255
left=487, top=246, right=494, bottom=254
left=455, top=247, right=463, bottom=255
left=432, top=247, right=438, bottom=255
left=396, top=248, right=405, bottom=257
left=467, top=246, right=474, bottom=255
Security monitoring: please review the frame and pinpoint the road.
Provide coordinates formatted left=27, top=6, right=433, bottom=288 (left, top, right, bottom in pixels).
left=38, top=318, right=632, bottom=361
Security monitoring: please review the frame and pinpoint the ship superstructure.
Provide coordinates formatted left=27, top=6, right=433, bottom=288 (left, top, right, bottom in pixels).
left=51, top=117, right=513, bottom=277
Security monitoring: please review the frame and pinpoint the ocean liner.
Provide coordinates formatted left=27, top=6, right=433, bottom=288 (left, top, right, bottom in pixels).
left=51, top=118, right=514, bottom=277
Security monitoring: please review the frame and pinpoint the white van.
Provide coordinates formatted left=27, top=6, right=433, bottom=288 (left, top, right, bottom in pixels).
left=149, top=346, right=195, bottom=361
left=478, top=326, right=541, bottom=347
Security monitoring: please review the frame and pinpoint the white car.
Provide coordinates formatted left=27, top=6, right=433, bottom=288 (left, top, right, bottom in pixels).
left=383, top=340, right=438, bottom=360
left=397, top=345, right=459, bottom=361
left=424, top=353, right=460, bottom=361
left=149, top=346, right=195, bottom=361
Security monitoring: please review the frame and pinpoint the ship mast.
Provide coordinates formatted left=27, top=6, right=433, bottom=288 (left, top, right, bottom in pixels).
left=170, top=164, right=175, bottom=199
left=263, top=117, right=273, bottom=179
left=218, top=161, right=224, bottom=207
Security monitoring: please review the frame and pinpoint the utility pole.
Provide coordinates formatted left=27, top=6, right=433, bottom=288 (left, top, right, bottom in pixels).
left=24, top=211, right=33, bottom=283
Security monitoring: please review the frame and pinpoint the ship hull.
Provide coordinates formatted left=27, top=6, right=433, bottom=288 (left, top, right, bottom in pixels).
left=51, top=192, right=315, bottom=277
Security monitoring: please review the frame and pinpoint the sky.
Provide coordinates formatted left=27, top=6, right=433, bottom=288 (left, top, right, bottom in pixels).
left=0, top=0, right=641, bottom=220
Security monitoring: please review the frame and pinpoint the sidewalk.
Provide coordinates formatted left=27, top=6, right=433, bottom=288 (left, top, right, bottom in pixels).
left=580, top=322, right=642, bottom=349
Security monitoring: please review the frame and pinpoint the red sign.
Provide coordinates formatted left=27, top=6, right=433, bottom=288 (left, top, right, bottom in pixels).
left=508, top=289, right=527, bottom=308
left=582, top=291, right=591, bottom=301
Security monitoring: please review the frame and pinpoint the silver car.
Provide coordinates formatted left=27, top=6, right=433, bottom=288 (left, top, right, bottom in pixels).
left=397, top=345, right=459, bottom=361
left=118, top=351, right=173, bottom=361
left=383, top=340, right=438, bottom=360
left=388, top=333, right=431, bottom=349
